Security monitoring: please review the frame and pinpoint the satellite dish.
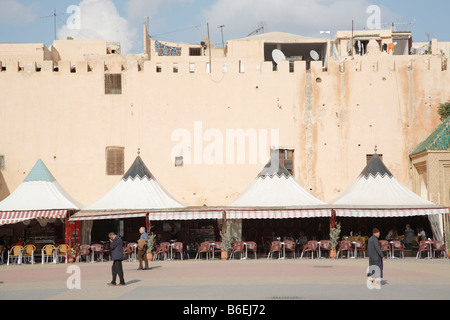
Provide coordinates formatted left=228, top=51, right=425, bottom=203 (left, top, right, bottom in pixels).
left=272, top=49, right=286, bottom=64
left=310, top=50, right=320, bottom=61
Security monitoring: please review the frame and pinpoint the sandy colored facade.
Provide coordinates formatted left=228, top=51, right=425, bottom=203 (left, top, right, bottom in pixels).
left=0, top=26, right=449, bottom=209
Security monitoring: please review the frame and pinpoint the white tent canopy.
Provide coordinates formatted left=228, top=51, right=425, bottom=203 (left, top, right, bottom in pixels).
left=70, top=155, right=185, bottom=221
left=227, top=153, right=329, bottom=219
left=331, top=153, right=449, bottom=240
left=0, top=159, right=82, bottom=225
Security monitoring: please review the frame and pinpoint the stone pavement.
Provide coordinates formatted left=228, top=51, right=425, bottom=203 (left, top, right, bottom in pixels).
left=1, top=257, right=449, bottom=300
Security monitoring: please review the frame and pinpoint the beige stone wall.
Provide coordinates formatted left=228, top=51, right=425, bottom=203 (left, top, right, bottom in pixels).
left=0, top=37, right=448, bottom=208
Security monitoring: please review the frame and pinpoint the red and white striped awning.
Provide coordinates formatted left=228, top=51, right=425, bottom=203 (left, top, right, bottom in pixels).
left=148, top=210, right=223, bottom=221
left=334, top=207, right=449, bottom=218
left=69, top=211, right=148, bottom=221
left=226, top=208, right=331, bottom=219
left=69, top=209, right=223, bottom=221
left=0, top=210, right=68, bottom=225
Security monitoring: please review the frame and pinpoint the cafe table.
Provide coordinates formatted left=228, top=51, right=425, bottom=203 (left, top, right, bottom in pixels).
left=425, top=240, right=433, bottom=259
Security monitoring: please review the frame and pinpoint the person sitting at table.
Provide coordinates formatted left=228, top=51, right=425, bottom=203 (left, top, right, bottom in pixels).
left=417, top=227, right=427, bottom=241
left=385, top=227, right=397, bottom=241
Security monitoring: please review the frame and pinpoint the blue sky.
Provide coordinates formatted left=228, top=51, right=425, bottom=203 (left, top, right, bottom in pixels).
left=0, top=0, right=448, bottom=53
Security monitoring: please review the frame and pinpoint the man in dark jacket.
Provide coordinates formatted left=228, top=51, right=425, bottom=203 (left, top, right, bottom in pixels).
left=108, top=232, right=125, bottom=286
left=367, top=227, right=385, bottom=286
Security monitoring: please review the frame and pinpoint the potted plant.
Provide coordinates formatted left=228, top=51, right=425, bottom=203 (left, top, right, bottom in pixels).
left=329, top=222, right=341, bottom=259
left=147, top=232, right=156, bottom=261
left=220, top=226, right=232, bottom=260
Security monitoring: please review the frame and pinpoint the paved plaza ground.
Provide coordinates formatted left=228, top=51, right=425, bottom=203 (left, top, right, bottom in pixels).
left=1, top=256, right=449, bottom=302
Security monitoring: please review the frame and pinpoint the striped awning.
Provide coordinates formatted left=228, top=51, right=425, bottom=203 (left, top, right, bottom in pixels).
left=148, top=210, right=223, bottom=221
left=70, top=209, right=224, bottom=221
left=226, top=208, right=331, bottom=219
left=69, top=211, right=148, bottom=221
left=0, top=210, right=68, bottom=225
left=334, top=207, right=449, bottom=218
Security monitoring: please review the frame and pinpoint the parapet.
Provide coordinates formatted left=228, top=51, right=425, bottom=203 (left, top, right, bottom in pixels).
left=0, top=54, right=447, bottom=77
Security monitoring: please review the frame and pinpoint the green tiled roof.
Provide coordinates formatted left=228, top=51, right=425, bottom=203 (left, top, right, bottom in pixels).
left=410, top=116, right=450, bottom=155
left=24, top=159, right=56, bottom=182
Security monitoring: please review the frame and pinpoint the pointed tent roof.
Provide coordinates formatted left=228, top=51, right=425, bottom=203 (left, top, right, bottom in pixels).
left=331, top=153, right=449, bottom=216
left=410, top=116, right=450, bottom=155
left=71, top=156, right=184, bottom=220
left=227, top=153, right=329, bottom=219
left=0, top=159, right=82, bottom=225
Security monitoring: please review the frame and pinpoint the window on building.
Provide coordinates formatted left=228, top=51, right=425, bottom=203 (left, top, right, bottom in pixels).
left=189, top=63, right=195, bottom=73
left=189, top=47, right=201, bottom=56
left=105, top=73, right=122, bottom=94
left=239, top=60, right=244, bottom=73
left=173, top=63, right=178, bottom=73
left=366, top=154, right=383, bottom=164
left=156, top=63, right=162, bottom=73
left=106, top=147, right=124, bottom=175
left=174, top=156, right=183, bottom=167
left=272, top=148, right=294, bottom=175
left=0, top=155, right=4, bottom=170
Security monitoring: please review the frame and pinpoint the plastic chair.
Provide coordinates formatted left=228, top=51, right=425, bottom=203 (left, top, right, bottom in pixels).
left=23, top=244, right=36, bottom=264
left=123, top=245, right=132, bottom=261
left=102, top=242, right=111, bottom=261
left=319, top=240, right=331, bottom=258
left=354, top=240, right=366, bottom=258
left=432, top=241, right=446, bottom=258
left=7, top=245, right=24, bottom=265
left=153, top=242, right=170, bottom=261
left=195, top=242, right=211, bottom=260
left=41, top=244, right=56, bottom=264
left=90, top=244, right=104, bottom=262
left=300, top=241, right=318, bottom=259
left=172, top=242, right=184, bottom=260
left=211, top=241, right=222, bottom=259
left=246, top=241, right=258, bottom=259
left=229, top=241, right=244, bottom=260
left=267, top=241, right=282, bottom=259
left=416, top=240, right=431, bottom=259
left=283, top=240, right=295, bottom=259
left=379, top=240, right=391, bottom=258
left=58, top=244, right=69, bottom=263
left=75, top=245, right=91, bottom=262
left=391, top=240, right=404, bottom=259
left=127, top=242, right=138, bottom=262
left=336, top=240, right=352, bottom=259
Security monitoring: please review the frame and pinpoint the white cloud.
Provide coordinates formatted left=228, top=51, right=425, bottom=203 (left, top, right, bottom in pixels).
left=0, top=0, right=38, bottom=25
left=57, top=0, right=137, bottom=53
left=202, top=0, right=398, bottom=40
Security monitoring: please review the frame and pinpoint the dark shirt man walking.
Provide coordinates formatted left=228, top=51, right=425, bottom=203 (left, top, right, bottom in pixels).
left=108, top=232, right=126, bottom=286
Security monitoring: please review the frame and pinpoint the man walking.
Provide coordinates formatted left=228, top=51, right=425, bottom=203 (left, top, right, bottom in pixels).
left=367, top=227, right=385, bottom=286
left=137, top=226, right=149, bottom=270
left=108, top=231, right=126, bottom=286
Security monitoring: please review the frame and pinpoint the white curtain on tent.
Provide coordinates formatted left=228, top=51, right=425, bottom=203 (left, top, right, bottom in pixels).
left=81, top=220, right=93, bottom=244
left=428, top=214, right=443, bottom=242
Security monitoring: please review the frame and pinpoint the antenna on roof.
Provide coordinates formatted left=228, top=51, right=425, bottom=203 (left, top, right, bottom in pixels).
left=381, top=19, right=416, bottom=31
left=40, top=8, right=66, bottom=41
left=218, top=25, right=225, bottom=48
left=247, top=21, right=267, bottom=36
